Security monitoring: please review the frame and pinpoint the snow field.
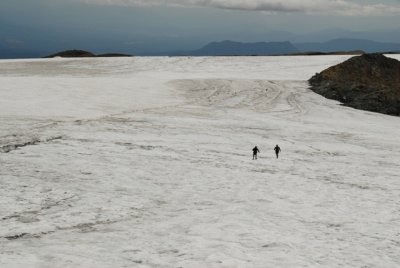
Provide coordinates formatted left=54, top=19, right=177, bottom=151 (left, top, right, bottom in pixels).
left=1, top=55, right=400, bottom=267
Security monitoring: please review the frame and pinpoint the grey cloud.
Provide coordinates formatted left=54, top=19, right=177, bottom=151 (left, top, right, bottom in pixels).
left=80, top=0, right=400, bottom=15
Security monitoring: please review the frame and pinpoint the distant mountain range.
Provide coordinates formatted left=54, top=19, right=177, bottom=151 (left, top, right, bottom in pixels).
left=1, top=38, right=400, bottom=59
left=172, top=40, right=299, bottom=56
left=295, top=39, right=400, bottom=54
left=159, top=38, right=400, bottom=56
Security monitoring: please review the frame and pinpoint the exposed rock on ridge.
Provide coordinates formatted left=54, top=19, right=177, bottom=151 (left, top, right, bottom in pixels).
left=309, top=53, right=400, bottom=116
left=44, top=50, right=132, bottom=58
left=45, top=50, right=95, bottom=58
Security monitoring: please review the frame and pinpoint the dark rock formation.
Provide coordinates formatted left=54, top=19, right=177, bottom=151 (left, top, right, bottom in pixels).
left=292, top=50, right=365, bottom=56
left=309, top=53, right=400, bottom=116
left=44, top=50, right=132, bottom=58
left=45, top=50, right=96, bottom=58
left=96, top=53, right=132, bottom=57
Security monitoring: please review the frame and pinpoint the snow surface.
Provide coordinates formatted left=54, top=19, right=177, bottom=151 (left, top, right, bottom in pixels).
left=1, top=55, right=400, bottom=268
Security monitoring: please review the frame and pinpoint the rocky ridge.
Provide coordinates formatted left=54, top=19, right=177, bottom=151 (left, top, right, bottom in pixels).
left=309, top=53, right=400, bottom=116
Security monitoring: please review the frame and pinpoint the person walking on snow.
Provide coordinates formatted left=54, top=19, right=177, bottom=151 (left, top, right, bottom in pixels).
left=252, top=146, right=260, bottom=160
left=274, top=145, right=281, bottom=159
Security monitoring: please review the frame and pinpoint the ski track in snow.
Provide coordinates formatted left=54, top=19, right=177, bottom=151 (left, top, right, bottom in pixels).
left=1, top=56, right=400, bottom=267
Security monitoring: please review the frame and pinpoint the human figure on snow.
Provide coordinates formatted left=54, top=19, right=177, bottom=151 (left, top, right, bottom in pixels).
left=274, top=145, right=281, bottom=159
left=252, top=146, right=260, bottom=160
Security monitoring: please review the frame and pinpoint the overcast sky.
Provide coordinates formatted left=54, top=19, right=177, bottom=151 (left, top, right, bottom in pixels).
left=80, top=0, right=400, bottom=15
left=1, top=0, right=400, bottom=55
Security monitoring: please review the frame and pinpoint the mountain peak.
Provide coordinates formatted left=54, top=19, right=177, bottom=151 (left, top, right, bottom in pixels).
left=188, top=40, right=298, bottom=56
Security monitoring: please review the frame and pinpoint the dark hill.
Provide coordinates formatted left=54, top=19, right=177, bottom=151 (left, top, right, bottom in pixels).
left=309, top=53, right=400, bottom=116
left=44, top=50, right=132, bottom=58
left=45, top=50, right=95, bottom=58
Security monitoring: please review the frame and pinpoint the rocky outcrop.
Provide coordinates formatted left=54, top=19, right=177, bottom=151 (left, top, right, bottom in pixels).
left=309, top=53, right=400, bottom=116
left=96, top=53, right=132, bottom=57
left=44, top=50, right=132, bottom=58
left=45, top=50, right=96, bottom=58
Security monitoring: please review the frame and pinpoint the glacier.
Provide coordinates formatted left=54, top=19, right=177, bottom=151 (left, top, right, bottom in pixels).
left=1, top=55, right=400, bottom=267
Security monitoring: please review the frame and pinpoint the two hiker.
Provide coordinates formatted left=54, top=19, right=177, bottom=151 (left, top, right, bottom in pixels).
left=252, top=145, right=281, bottom=160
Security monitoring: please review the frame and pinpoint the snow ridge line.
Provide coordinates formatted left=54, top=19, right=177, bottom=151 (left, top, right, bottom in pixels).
left=0, top=136, right=63, bottom=153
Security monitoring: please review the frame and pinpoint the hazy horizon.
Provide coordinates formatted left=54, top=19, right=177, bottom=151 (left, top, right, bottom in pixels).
left=1, top=0, right=400, bottom=57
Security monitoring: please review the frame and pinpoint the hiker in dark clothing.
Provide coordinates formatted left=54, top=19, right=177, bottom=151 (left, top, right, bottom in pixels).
left=274, top=145, right=281, bottom=159
left=252, top=146, right=260, bottom=160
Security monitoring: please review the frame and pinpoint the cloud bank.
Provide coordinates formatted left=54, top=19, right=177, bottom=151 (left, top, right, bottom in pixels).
left=80, top=0, right=400, bottom=15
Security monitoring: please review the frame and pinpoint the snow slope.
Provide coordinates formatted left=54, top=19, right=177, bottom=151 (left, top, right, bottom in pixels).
left=1, top=55, right=400, bottom=267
